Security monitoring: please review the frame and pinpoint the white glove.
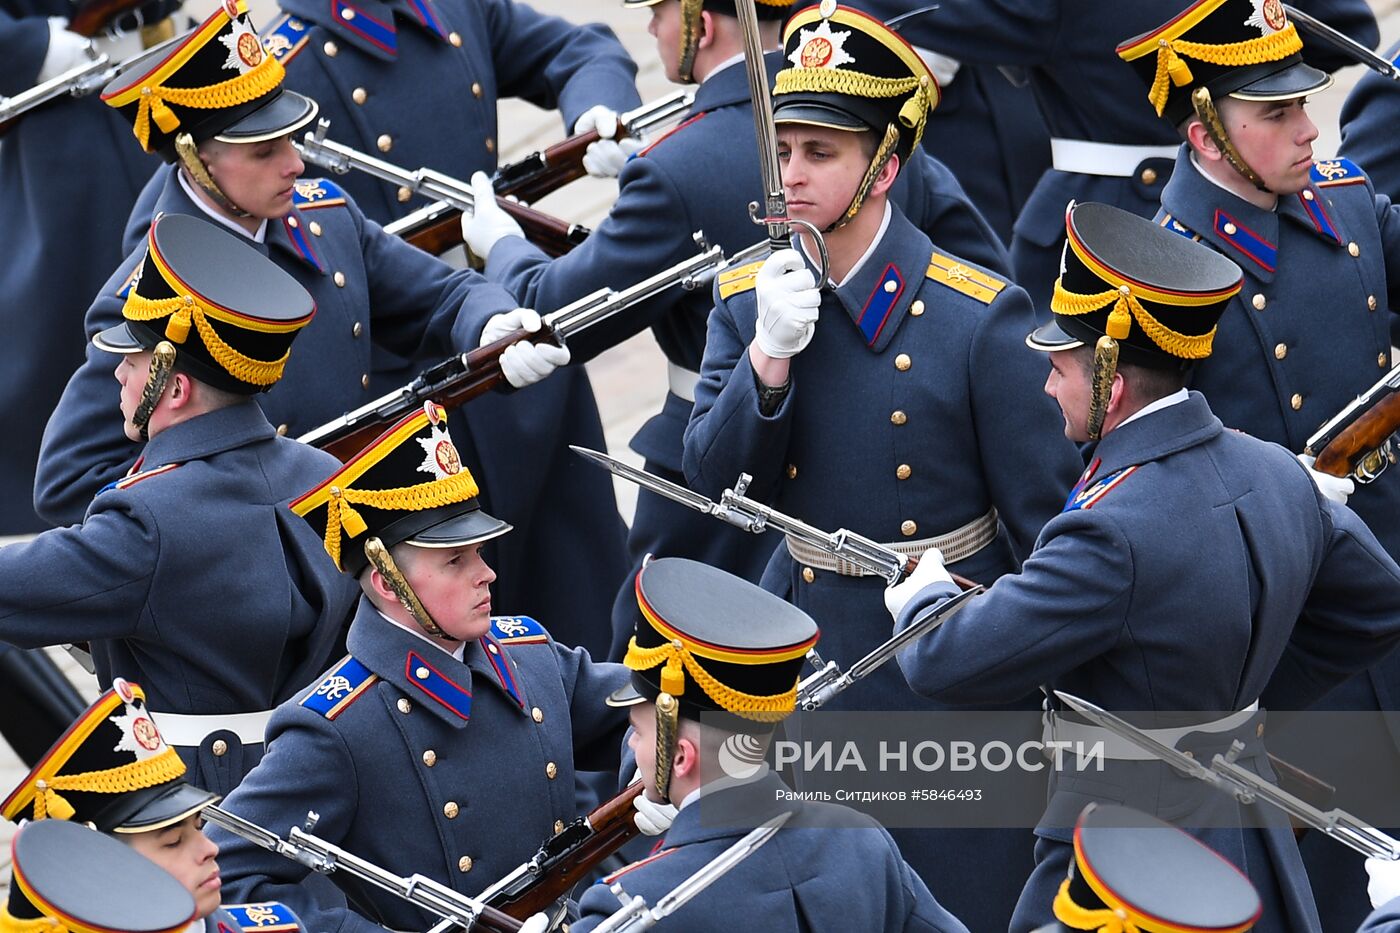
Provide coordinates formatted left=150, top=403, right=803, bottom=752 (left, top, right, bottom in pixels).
left=517, top=912, right=552, bottom=933
left=629, top=769, right=678, bottom=835
left=884, top=547, right=954, bottom=621
left=1367, top=857, right=1400, bottom=908
left=460, top=171, right=525, bottom=259
left=480, top=308, right=571, bottom=388
left=1298, top=453, right=1355, bottom=505
left=913, top=46, right=961, bottom=87
left=753, top=249, right=820, bottom=359
left=38, top=18, right=93, bottom=83
left=574, top=104, right=642, bottom=178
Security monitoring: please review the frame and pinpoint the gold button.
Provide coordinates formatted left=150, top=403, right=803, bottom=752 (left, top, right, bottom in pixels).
left=377, top=134, right=393, bottom=153
left=896, top=464, right=912, bottom=480
left=352, top=87, right=367, bottom=105
left=362, top=374, right=370, bottom=389
left=323, top=40, right=338, bottom=56
left=1349, top=241, right=1360, bottom=257
left=802, top=567, right=815, bottom=584
left=422, top=749, right=437, bottom=767
left=910, top=300, right=924, bottom=316
left=1382, top=353, right=1391, bottom=368
left=1140, top=167, right=1158, bottom=185
left=486, top=642, right=499, bottom=655
left=1303, top=189, right=1315, bottom=201
left=785, top=464, right=797, bottom=479
left=471, top=81, right=482, bottom=98
left=883, top=279, right=897, bottom=294
left=890, top=410, right=907, bottom=426
left=211, top=739, right=228, bottom=757
left=352, top=322, right=363, bottom=338
left=554, top=820, right=565, bottom=834
left=1223, top=222, right=1237, bottom=235
left=1257, top=722, right=1265, bottom=738
left=340, top=7, right=354, bottom=19
left=287, top=216, right=299, bottom=228
left=443, top=801, right=459, bottom=819
left=1274, top=343, right=1287, bottom=360
left=458, top=855, right=472, bottom=872
left=334, top=271, right=346, bottom=288
left=398, top=186, right=413, bottom=203
left=1183, top=750, right=1194, bottom=760
left=1252, top=294, right=1266, bottom=311
left=397, top=698, right=412, bottom=714
left=309, top=221, right=322, bottom=237
left=531, top=706, right=544, bottom=723
left=276, top=423, right=289, bottom=436
left=485, top=137, right=495, bottom=154
left=450, top=31, right=463, bottom=47
left=1291, top=393, right=1303, bottom=411
left=415, top=666, right=430, bottom=680
left=1369, top=295, right=1379, bottom=311
left=900, top=520, right=917, bottom=537
left=894, top=353, right=911, bottom=372
left=546, top=761, right=558, bottom=780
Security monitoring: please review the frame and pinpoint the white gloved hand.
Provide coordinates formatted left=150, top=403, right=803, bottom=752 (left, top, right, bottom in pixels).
left=38, top=18, right=93, bottom=83
left=517, top=912, right=552, bottom=933
left=1366, top=857, right=1400, bottom=908
left=633, top=789, right=678, bottom=836
left=1298, top=453, right=1355, bottom=506
left=460, top=171, right=525, bottom=259
left=574, top=104, right=642, bottom=178
left=883, top=547, right=954, bottom=621
left=913, top=45, right=961, bottom=87
left=753, top=249, right=820, bottom=359
left=480, top=309, right=571, bottom=388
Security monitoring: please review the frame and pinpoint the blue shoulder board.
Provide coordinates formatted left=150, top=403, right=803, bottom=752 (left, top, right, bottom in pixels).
left=221, top=902, right=300, bottom=932
left=291, top=178, right=348, bottom=209
left=260, top=13, right=311, bottom=64
left=1063, top=465, right=1138, bottom=512
left=1311, top=158, right=1366, bottom=187
left=491, top=615, right=549, bottom=645
left=301, top=655, right=379, bottom=720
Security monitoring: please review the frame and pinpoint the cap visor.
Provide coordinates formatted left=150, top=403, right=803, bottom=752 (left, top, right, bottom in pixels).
left=773, top=101, right=869, bottom=132
left=214, top=90, right=319, bottom=144
left=1229, top=62, right=1333, bottom=102
left=110, top=782, right=219, bottom=834
left=406, top=509, right=513, bottom=549
left=93, top=322, right=147, bottom=355
left=606, top=682, right=648, bottom=708
left=1026, top=319, right=1085, bottom=353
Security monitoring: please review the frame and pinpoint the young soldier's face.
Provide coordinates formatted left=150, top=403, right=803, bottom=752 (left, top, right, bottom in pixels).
left=401, top=542, right=498, bottom=643
left=1218, top=96, right=1318, bottom=195
left=1044, top=349, right=1094, bottom=443
left=647, top=0, right=685, bottom=84
left=115, top=350, right=155, bottom=442
left=123, top=813, right=221, bottom=920
left=776, top=124, right=869, bottom=232
left=199, top=135, right=305, bottom=219
left=628, top=703, right=659, bottom=796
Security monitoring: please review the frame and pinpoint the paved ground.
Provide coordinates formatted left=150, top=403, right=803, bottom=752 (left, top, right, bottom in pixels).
left=2, top=0, right=1397, bottom=885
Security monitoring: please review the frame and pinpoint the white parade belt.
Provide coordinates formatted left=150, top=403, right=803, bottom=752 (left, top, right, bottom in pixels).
left=150, top=709, right=273, bottom=747
left=668, top=361, right=700, bottom=403
left=785, top=507, right=999, bottom=575
left=1050, top=139, right=1180, bottom=177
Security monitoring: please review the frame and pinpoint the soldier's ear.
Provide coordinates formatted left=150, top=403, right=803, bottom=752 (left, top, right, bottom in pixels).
left=870, top=153, right=901, bottom=199
left=1184, top=119, right=1220, bottom=161
left=695, top=9, right=715, bottom=49
left=671, top=734, right=703, bottom=781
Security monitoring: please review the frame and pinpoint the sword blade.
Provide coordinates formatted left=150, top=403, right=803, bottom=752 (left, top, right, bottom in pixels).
left=1052, top=691, right=1225, bottom=788
left=569, top=446, right=718, bottom=515
left=1285, top=5, right=1400, bottom=78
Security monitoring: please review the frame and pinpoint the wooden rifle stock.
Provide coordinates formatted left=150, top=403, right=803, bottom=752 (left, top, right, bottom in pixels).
left=401, top=197, right=588, bottom=258
left=489, top=783, right=644, bottom=919
left=898, top=552, right=979, bottom=593
left=1313, top=391, right=1400, bottom=478
left=494, top=130, right=600, bottom=205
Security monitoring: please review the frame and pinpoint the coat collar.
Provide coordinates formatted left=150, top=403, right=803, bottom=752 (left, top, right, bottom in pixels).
left=693, top=51, right=781, bottom=114
left=344, top=599, right=528, bottom=726
left=1089, top=391, right=1223, bottom=480
left=155, top=166, right=326, bottom=274
left=827, top=206, right=931, bottom=354
left=139, top=401, right=276, bottom=469
left=662, top=770, right=794, bottom=847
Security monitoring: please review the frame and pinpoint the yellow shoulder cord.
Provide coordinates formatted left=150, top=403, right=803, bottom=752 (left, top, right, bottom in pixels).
left=132, top=341, right=178, bottom=442
left=364, top=537, right=447, bottom=638
left=1191, top=87, right=1268, bottom=192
